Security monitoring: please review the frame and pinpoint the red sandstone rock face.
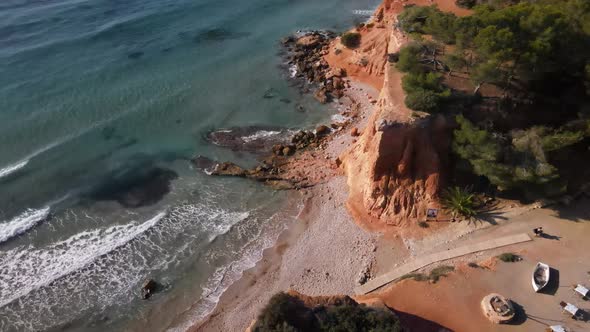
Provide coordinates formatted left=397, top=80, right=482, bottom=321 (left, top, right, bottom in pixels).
left=366, top=116, right=449, bottom=225
left=343, top=104, right=450, bottom=227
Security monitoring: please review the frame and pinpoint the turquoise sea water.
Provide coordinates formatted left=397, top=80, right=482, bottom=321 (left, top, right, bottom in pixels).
left=0, top=0, right=379, bottom=331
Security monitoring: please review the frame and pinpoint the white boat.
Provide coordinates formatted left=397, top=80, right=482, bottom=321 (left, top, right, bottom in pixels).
left=532, top=262, right=550, bottom=292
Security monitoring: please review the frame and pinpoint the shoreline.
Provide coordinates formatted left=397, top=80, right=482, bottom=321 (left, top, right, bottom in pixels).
left=191, top=81, right=381, bottom=332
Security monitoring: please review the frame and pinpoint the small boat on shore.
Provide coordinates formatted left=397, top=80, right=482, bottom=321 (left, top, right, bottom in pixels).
left=532, top=262, right=550, bottom=292
left=481, top=293, right=515, bottom=324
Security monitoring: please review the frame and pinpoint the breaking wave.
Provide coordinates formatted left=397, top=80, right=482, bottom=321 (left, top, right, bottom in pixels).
left=0, top=211, right=166, bottom=309
left=0, top=159, right=28, bottom=179
left=0, top=206, right=51, bottom=244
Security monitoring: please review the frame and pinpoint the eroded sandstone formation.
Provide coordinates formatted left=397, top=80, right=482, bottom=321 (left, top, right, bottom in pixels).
left=342, top=111, right=450, bottom=227
left=338, top=14, right=451, bottom=228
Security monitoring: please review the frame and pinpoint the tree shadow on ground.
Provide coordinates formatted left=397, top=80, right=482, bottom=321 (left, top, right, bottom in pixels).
left=549, top=196, right=590, bottom=223
left=393, top=310, right=453, bottom=332
left=472, top=201, right=509, bottom=225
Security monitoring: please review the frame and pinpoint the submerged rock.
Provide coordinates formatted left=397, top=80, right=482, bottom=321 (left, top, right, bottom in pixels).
left=90, top=167, right=178, bottom=208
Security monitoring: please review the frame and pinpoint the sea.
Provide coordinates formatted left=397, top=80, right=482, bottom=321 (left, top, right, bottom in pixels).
left=0, top=0, right=380, bottom=331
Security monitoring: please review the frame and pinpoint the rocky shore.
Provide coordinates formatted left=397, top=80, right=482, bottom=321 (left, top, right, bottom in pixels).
left=282, top=31, right=349, bottom=104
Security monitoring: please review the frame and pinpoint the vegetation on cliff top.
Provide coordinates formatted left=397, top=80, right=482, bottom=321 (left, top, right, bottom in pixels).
left=396, top=0, right=590, bottom=199
left=341, top=32, right=361, bottom=48
left=253, top=292, right=402, bottom=332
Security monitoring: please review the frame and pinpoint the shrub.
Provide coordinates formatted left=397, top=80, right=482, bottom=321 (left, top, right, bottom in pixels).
left=400, top=273, right=429, bottom=282
left=405, top=89, right=441, bottom=113
left=400, top=266, right=455, bottom=283
left=441, top=186, right=478, bottom=218
left=429, top=266, right=455, bottom=282
left=366, top=23, right=374, bottom=29
left=253, top=292, right=316, bottom=331
left=418, top=221, right=429, bottom=228
left=341, top=32, right=361, bottom=48
left=497, top=253, right=520, bottom=263
left=253, top=292, right=403, bottom=332
left=456, top=0, right=477, bottom=9
left=468, top=262, right=480, bottom=268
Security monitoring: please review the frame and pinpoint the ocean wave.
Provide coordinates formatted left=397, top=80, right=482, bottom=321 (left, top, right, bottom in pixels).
left=0, top=211, right=166, bottom=309
left=166, top=201, right=304, bottom=332
left=0, top=159, right=28, bottom=179
left=0, top=139, right=65, bottom=180
left=0, top=206, right=50, bottom=244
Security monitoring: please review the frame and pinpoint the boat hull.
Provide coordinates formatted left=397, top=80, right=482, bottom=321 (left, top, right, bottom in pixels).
left=532, top=262, right=550, bottom=292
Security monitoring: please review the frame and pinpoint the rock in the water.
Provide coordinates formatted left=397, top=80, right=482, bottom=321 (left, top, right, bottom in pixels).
left=315, top=125, right=330, bottom=136
left=191, top=155, right=217, bottom=173
left=212, top=162, right=247, bottom=177
left=141, top=279, right=159, bottom=299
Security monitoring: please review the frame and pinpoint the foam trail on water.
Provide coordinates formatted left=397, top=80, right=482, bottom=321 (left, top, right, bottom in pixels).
left=241, top=130, right=282, bottom=143
left=0, top=211, right=166, bottom=308
left=0, top=207, right=51, bottom=244
left=0, top=159, right=28, bottom=179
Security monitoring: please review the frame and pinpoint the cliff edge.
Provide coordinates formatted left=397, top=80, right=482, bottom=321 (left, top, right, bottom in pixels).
left=334, top=6, right=452, bottom=229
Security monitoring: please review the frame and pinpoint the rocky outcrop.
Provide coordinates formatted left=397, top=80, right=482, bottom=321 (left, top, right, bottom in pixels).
left=343, top=116, right=450, bottom=227
left=196, top=125, right=337, bottom=189
left=141, top=279, right=161, bottom=299
left=206, top=126, right=292, bottom=153
left=283, top=31, right=348, bottom=103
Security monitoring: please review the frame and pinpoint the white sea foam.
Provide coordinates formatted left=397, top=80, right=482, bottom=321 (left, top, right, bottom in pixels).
left=0, top=207, right=51, bottom=244
left=331, top=113, right=349, bottom=124
left=166, top=202, right=304, bottom=332
left=0, top=211, right=166, bottom=308
left=0, top=139, right=66, bottom=180
left=352, top=9, right=375, bottom=16
left=0, top=159, right=28, bottom=179
left=241, top=130, right=282, bottom=143
left=289, top=64, right=298, bottom=78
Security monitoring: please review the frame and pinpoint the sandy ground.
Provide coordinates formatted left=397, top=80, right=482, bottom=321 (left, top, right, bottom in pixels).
left=360, top=199, right=590, bottom=332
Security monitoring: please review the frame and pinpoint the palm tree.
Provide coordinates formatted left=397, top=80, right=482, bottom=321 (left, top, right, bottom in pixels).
left=441, top=186, right=477, bottom=219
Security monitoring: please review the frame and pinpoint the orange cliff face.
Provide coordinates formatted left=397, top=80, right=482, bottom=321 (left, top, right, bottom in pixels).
left=323, top=0, right=469, bottom=91
left=332, top=0, right=465, bottom=231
